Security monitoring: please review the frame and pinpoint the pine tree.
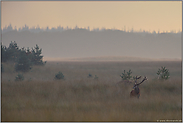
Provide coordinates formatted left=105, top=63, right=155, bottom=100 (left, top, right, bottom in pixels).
left=157, top=66, right=170, bottom=80
left=31, top=44, right=44, bottom=65
left=6, top=41, right=20, bottom=62
left=15, top=49, right=32, bottom=72
left=1, top=44, right=8, bottom=62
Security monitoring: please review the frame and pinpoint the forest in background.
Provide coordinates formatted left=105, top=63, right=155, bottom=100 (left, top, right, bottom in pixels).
left=2, top=27, right=181, bottom=60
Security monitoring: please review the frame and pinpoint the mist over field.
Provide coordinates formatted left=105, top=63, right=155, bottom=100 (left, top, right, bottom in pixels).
left=2, top=61, right=182, bottom=121
left=2, top=29, right=181, bottom=61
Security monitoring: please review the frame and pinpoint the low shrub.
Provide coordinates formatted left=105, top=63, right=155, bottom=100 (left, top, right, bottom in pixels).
left=15, top=73, right=24, bottom=81
left=54, top=71, right=64, bottom=80
left=157, top=66, right=170, bottom=80
left=120, top=69, right=132, bottom=80
left=87, top=74, right=93, bottom=78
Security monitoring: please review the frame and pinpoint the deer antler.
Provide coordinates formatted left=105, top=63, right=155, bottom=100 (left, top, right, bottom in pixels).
left=134, top=76, right=141, bottom=84
left=136, top=76, right=147, bottom=86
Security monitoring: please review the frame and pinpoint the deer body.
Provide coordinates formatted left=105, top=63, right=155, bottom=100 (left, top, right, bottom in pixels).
left=130, top=76, right=147, bottom=99
left=130, top=85, right=140, bottom=98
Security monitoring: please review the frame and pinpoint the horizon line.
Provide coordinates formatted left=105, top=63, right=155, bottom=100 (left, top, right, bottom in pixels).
left=43, top=56, right=182, bottom=62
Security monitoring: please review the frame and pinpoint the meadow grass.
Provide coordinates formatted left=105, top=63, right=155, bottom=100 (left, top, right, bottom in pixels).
left=1, top=61, right=182, bottom=121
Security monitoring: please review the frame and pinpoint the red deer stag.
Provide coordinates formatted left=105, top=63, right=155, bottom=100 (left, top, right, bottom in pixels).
left=130, top=76, right=147, bottom=99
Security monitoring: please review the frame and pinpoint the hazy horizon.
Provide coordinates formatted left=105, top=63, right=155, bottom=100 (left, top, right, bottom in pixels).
left=2, top=29, right=181, bottom=61
left=43, top=56, right=182, bottom=62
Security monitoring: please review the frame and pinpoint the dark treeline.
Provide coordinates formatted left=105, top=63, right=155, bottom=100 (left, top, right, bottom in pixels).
left=2, top=24, right=182, bottom=34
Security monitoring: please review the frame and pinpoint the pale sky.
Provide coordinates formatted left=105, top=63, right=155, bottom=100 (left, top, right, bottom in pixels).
left=2, top=1, right=182, bottom=33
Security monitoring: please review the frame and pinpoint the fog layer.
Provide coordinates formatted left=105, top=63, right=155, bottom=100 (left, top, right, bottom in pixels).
left=2, top=29, right=181, bottom=60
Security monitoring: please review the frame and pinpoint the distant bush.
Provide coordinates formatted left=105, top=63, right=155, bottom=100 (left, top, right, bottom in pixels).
left=54, top=71, right=64, bottom=80
left=157, top=66, right=170, bottom=80
left=87, top=74, right=93, bottom=78
left=94, top=75, right=98, bottom=80
left=15, top=73, right=24, bottom=81
left=120, top=69, right=133, bottom=80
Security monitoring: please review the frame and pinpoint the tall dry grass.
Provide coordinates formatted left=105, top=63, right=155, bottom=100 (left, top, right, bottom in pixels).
left=1, top=61, right=182, bottom=121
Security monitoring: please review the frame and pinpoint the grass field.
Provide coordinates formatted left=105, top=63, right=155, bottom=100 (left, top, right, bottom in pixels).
left=1, top=61, right=182, bottom=121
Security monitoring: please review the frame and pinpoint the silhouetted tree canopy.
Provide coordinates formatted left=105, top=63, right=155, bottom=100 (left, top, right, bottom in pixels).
left=1, top=41, right=46, bottom=72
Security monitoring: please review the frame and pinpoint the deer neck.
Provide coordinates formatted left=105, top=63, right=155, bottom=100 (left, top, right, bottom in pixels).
left=134, top=86, right=140, bottom=93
